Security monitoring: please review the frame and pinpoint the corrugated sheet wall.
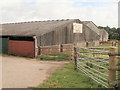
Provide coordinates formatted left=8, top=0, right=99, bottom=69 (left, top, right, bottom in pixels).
left=37, top=23, right=100, bottom=46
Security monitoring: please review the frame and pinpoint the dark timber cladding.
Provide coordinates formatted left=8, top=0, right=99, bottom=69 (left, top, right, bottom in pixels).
left=8, top=36, right=35, bottom=57
left=37, top=21, right=100, bottom=46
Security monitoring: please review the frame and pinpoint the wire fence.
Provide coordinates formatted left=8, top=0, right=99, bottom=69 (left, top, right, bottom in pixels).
left=73, top=46, right=120, bottom=88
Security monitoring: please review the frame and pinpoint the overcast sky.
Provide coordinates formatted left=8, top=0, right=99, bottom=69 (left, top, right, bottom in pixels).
left=0, top=0, right=119, bottom=28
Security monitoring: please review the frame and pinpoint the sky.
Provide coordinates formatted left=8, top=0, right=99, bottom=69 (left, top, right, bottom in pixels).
left=0, top=0, right=119, bottom=28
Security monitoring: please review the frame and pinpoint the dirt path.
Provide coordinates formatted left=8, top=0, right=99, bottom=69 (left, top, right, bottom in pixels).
left=2, top=56, right=68, bottom=88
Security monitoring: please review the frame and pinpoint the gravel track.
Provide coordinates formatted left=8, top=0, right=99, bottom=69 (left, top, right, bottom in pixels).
left=2, top=56, right=68, bottom=88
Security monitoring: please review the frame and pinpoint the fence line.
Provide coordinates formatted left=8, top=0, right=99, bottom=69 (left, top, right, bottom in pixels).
left=77, top=61, right=108, bottom=77
left=78, top=53, right=109, bottom=62
left=77, top=65, right=109, bottom=88
left=85, top=61, right=108, bottom=70
left=36, top=44, right=73, bottom=55
left=73, top=46, right=119, bottom=88
left=77, top=62, right=108, bottom=81
left=77, top=64, right=108, bottom=85
left=78, top=47, right=109, bottom=53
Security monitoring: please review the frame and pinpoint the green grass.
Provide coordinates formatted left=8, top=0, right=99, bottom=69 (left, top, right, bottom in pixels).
left=117, top=56, right=120, bottom=59
left=36, top=52, right=71, bottom=61
left=35, top=62, right=104, bottom=88
left=88, top=44, right=111, bottom=48
left=98, top=44, right=111, bottom=47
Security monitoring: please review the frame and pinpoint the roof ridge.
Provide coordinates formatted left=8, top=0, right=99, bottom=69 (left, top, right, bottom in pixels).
left=2, top=19, right=78, bottom=25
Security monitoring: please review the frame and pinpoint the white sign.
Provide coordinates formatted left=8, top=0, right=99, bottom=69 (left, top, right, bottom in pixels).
left=73, top=23, right=83, bottom=33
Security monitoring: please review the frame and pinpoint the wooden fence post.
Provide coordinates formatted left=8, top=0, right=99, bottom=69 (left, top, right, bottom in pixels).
left=60, top=44, right=63, bottom=52
left=74, top=47, right=77, bottom=70
left=86, top=42, right=89, bottom=47
left=39, top=47, right=41, bottom=55
left=118, top=40, right=120, bottom=55
left=109, top=47, right=117, bottom=88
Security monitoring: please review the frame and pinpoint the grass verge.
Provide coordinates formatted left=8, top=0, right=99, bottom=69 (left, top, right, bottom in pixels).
left=36, top=52, right=71, bottom=61
left=35, top=62, right=104, bottom=88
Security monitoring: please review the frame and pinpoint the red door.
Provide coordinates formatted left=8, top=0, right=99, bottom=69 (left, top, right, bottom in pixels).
left=8, top=40, right=35, bottom=57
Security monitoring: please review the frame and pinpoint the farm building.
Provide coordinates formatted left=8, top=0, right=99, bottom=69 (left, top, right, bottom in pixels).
left=99, top=29, right=108, bottom=41
left=82, top=21, right=108, bottom=42
left=0, top=19, right=106, bottom=57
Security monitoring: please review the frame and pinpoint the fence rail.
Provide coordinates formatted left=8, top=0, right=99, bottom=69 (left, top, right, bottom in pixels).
left=35, top=44, right=73, bottom=55
left=73, top=46, right=120, bottom=88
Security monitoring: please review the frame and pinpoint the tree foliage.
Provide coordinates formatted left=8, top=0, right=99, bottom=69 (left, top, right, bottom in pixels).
left=98, top=26, right=120, bottom=40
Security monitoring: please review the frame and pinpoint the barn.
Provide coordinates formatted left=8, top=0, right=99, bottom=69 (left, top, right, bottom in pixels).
left=99, top=29, right=108, bottom=41
left=1, top=19, right=102, bottom=57
left=82, top=21, right=108, bottom=42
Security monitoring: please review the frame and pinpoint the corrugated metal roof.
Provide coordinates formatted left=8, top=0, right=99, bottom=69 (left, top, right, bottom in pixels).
left=1, top=19, right=80, bottom=36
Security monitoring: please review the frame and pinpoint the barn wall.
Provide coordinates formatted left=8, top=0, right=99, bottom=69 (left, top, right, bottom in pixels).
left=39, top=45, right=60, bottom=54
left=76, top=42, right=86, bottom=47
left=94, top=41, right=100, bottom=46
left=37, top=24, right=74, bottom=46
left=62, top=44, right=73, bottom=52
left=39, top=44, right=73, bottom=55
left=8, top=37, right=35, bottom=57
left=37, top=20, right=81, bottom=46
left=8, top=40, right=35, bottom=57
left=82, top=25, right=100, bottom=42
left=38, top=41, right=99, bottom=55
left=76, top=41, right=99, bottom=47
left=99, top=29, right=108, bottom=41
left=36, top=21, right=100, bottom=47
left=73, top=23, right=100, bottom=44
left=0, top=36, right=8, bottom=54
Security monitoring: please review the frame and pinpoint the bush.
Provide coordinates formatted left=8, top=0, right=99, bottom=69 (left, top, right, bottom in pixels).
left=109, top=81, right=120, bottom=89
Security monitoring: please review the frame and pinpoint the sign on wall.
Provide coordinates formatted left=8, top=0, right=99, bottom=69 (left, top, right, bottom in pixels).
left=73, top=23, right=83, bottom=33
